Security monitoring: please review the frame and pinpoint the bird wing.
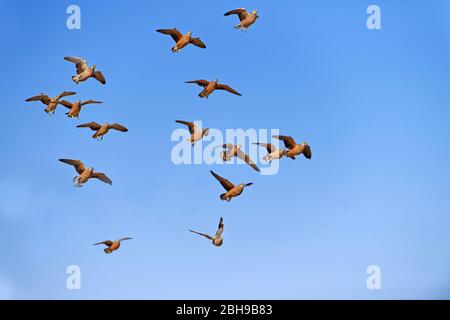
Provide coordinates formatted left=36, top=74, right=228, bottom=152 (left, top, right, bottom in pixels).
left=189, top=230, right=213, bottom=241
left=224, top=8, right=249, bottom=21
left=156, top=28, right=183, bottom=42
left=80, top=100, right=102, bottom=106
left=273, top=135, right=297, bottom=149
left=94, top=240, right=113, bottom=246
left=76, top=122, right=102, bottom=131
left=55, top=91, right=76, bottom=100
left=108, top=123, right=128, bottom=132
left=64, top=56, right=87, bottom=74
left=118, top=237, right=132, bottom=242
left=210, top=170, right=234, bottom=191
left=59, top=159, right=86, bottom=175
left=215, top=217, right=224, bottom=237
left=236, top=150, right=260, bottom=172
left=189, top=37, right=206, bottom=48
left=93, top=71, right=106, bottom=84
left=185, top=80, right=209, bottom=87
left=253, top=142, right=276, bottom=153
left=25, top=94, right=51, bottom=104
left=57, top=100, right=73, bottom=109
left=91, top=172, right=112, bottom=185
left=215, top=84, right=242, bottom=96
left=303, top=144, right=312, bottom=159
left=175, top=120, right=195, bottom=134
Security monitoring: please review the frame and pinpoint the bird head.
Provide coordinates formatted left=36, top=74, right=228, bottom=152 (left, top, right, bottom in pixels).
left=91, top=65, right=97, bottom=70
left=301, top=142, right=309, bottom=146
left=253, top=9, right=259, bottom=16
left=236, top=144, right=242, bottom=150
left=188, top=31, right=193, bottom=36
left=90, top=167, right=95, bottom=172
left=105, top=122, right=109, bottom=126
left=213, top=79, right=219, bottom=83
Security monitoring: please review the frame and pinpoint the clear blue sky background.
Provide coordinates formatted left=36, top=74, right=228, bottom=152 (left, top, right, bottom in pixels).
left=0, top=0, right=449, bottom=299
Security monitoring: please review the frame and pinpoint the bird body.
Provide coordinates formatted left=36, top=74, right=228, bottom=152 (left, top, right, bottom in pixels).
left=64, top=56, right=106, bottom=84
left=185, top=79, right=241, bottom=99
left=76, top=167, right=94, bottom=185
left=221, top=184, right=247, bottom=201
left=189, top=218, right=224, bottom=247
left=94, top=237, right=132, bottom=254
left=25, top=91, right=76, bottom=115
left=156, top=29, right=206, bottom=53
left=59, top=159, right=112, bottom=187
left=105, top=241, right=121, bottom=253
left=174, top=32, right=193, bottom=52
left=77, top=122, right=128, bottom=140
left=94, top=124, right=110, bottom=139
left=273, top=135, right=312, bottom=160
left=224, top=8, right=259, bottom=31
left=210, top=170, right=252, bottom=202
left=202, top=81, right=219, bottom=98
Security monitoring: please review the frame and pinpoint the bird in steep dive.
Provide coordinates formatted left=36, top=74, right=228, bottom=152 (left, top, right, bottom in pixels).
left=189, top=217, right=224, bottom=247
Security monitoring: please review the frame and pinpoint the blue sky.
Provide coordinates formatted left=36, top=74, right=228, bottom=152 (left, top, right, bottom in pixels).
left=0, top=0, right=450, bottom=299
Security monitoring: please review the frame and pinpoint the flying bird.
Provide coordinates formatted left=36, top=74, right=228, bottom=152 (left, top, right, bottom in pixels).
left=94, top=237, right=132, bottom=254
left=185, top=79, right=241, bottom=99
left=156, top=28, right=206, bottom=53
left=77, top=122, right=128, bottom=140
left=210, top=170, right=253, bottom=202
left=175, top=120, right=209, bottom=145
left=273, top=135, right=312, bottom=160
left=219, top=144, right=260, bottom=172
left=58, top=99, right=102, bottom=118
left=25, top=91, right=76, bottom=115
left=64, top=56, right=106, bottom=84
left=59, top=159, right=112, bottom=187
left=253, top=142, right=286, bottom=164
left=224, top=8, right=259, bottom=31
left=189, top=217, right=224, bottom=247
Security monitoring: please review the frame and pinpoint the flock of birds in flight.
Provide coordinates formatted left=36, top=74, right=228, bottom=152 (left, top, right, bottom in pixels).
left=24, top=8, right=311, bottom=253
